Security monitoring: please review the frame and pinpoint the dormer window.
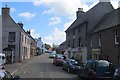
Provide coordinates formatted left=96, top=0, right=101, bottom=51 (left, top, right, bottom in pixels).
left=73, top=29, right=75, bottom=35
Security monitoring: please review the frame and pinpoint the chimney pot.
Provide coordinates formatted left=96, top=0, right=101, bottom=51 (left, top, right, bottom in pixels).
left=6, top=4, right=8, bottom=8
left=2, top=5, right=10, bottom=16
left=76, top=8, right=84, bottom=19
left=78, top=8, right=83, bottom=12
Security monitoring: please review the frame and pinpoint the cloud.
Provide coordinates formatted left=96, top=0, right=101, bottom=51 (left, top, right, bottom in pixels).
left=45, top=0, right=82, bottom=15
left=43, top=27, right=66, bottom=45
left=63, top=20, right=75, bottom=31
left=111, top=0, right=119, bottom=9
left=18, top=12, right=36, bottom=20
left=30, top=29, right=40, bottom=38
left=34, top=0, right=87, bottom=20
left=49, top=17, right=61, bottom=26
left=10, top=8, right=16, bottom=12
left=37, top=0, right=119, bottom=45
left=33, top=0, right=43, bottom=6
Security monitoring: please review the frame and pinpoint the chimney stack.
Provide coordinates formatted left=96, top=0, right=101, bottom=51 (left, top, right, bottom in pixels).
left=27, top=30, right=31, bottom=35
left=118, top=1, right=120, bottom=8
left=76, top=8, right=84, bottom=19
left=2, top=4, right=10, bottom=16
left=17, top=22, right=23, bottom=28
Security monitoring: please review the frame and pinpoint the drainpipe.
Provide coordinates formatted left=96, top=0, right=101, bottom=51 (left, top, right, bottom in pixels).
left=85, top=22, right=88, bottom=59
left=19, top=32, right=21, bottom=62
left=118, top=44, right=119, bottom=68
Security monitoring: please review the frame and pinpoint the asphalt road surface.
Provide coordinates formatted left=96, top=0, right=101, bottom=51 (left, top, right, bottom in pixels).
left=11, top=53, right=82, bottom=80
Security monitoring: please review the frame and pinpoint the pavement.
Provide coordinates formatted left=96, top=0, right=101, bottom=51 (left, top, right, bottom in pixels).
left=4, top=56, right=35, bottom=75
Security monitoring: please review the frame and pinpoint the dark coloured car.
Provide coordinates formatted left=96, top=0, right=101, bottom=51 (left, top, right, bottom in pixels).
left=53, top=54, right=64, bottom=66
left=114, top=68, right=120, bottom=80
left=62, top=59, right=81, bottom=73
left=77, top=60, right=115, bottom=80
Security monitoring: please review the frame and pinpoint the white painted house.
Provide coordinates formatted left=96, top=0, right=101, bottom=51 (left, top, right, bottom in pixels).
left=37, top=37, right=45, bottom=54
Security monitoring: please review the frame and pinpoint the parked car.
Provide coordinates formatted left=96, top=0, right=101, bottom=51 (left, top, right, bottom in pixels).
left=53, top=54, right=64, bottom=66
left=114, top=68, right=120, bottom=80
left=49, top=52, right=56, bottom=58
left=0, top=53, right=6, bottom=65
left=77, top=60, right=115, bottom=80
left=62, top=59, right=81, bottom=73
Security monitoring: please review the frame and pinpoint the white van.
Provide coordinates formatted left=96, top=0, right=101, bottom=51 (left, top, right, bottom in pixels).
left=0, top=53, right=6, bottom=65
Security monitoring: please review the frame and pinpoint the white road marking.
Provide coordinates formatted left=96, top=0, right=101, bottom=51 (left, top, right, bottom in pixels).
left=11, top=69, right=19, bottom=75
left=20, top=62, right=31, bottom=68
left=11, top=61, right=31, bottom=75
left=23, top=71, right=27, bottom=74
left=41, top=75, right=43, bottom=77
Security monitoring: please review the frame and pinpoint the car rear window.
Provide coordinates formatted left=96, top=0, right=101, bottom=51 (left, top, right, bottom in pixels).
left=97, top=61, right=109, bottom=67
left=70, top=60, right=78, bottom=65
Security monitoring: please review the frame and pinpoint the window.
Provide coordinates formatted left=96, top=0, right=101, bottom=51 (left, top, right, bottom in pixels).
left=27, top=38, right=30, bottom=44
left=78, top=27, right=80, bottom=33
left=97, top=61, right=109, bottom=67
left=115, top=30, right=119, bottom=44
left=67, top=32, right=70, bottom=37
left=73, top=29, right=75, bottom=35
left=99, top=34, right=101, bottom=46
left=22, top=34, right=24, bottom=42
left=73, top=39, right=75, bottom=48
left=8, top=32, right=15, bottom=42
left=91, top=40, right=93, bottom=47
left=78, top=38, right=81, bottom=47
left=68, top=41, right=70, bottom=47
left=25, top=37, right=26, bottom=43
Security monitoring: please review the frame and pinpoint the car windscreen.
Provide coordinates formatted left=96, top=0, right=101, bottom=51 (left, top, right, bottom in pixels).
left=57, top=56, right=64, bottom=59
left=97, top=61, right=109, bottom=67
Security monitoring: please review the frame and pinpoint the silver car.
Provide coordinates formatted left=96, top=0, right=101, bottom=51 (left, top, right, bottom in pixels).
left=114, top=68, right=120, bottom=80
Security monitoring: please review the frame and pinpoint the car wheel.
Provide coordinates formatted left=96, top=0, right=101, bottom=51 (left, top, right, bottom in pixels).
left=62, top=67, right=64, bottom=70
left=55, top=62, right=57, bottom=66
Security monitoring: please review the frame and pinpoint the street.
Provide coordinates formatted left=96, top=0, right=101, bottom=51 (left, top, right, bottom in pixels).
left=5, top=53, right=81, bottom=80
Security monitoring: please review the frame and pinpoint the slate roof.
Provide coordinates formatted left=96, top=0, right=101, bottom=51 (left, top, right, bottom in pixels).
left=93, top=8, right=120, bottom=33
left=65, top=2, right=114, bottom=33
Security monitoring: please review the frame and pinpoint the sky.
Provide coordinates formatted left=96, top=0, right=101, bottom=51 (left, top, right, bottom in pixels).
left=0, top=0, right=119, bottom=46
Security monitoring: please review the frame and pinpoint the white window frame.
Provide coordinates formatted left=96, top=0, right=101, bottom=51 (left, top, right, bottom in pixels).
left=99, top=34, right=101, bottom=46
left=91, top=40, right=93, bottom=47
left=115, top=30, right=119, bottom=44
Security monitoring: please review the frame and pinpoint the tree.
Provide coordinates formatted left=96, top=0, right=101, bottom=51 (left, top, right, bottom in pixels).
left=45, top=43, right=51, bottom=50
